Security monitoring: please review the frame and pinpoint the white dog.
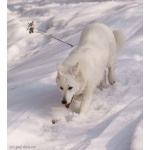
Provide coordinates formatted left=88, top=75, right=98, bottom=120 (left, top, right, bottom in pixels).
left=56, top=23, right=124, bottom=114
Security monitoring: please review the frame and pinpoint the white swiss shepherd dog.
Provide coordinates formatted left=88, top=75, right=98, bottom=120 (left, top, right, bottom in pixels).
left=56, top=23, right=124, bottom=115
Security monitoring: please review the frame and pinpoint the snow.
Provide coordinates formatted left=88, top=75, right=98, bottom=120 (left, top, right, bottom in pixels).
left=130, top=120, right=143, bottom=150
left=7, top=0, right=143, bottom=150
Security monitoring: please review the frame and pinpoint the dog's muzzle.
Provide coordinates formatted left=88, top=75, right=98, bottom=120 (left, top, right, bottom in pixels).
left=65, top=95, right=74, bottom=109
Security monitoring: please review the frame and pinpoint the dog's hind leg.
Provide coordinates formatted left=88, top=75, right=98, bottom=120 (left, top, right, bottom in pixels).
left=108, top=66, right=115, bottom=85
left=100, top=70, right=106, bottom=91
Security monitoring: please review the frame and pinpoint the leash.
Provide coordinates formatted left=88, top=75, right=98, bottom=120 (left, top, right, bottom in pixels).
left=27, top=21, right=74, bottom=48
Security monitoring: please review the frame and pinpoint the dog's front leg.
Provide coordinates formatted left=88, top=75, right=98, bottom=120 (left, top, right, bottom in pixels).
left=79, top=84, right=94, bottom=114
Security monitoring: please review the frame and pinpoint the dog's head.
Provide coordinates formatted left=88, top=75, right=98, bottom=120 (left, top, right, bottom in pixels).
left=56, top=62, right=84, bottom=108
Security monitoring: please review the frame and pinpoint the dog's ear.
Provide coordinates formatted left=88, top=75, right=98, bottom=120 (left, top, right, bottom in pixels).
left=73, top=62, right=79, bottom=75
left=57, top=64, right=66, bottom=79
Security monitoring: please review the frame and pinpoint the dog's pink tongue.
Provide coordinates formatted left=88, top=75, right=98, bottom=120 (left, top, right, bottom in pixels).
left=65, top=102, right=71, bottom=109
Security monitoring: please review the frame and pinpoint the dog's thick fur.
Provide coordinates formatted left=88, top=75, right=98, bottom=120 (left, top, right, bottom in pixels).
left=56, top=23, right=124, bottom=114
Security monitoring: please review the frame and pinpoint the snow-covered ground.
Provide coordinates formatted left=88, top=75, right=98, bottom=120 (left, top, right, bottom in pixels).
left=7, top=0, right=143, bottom=150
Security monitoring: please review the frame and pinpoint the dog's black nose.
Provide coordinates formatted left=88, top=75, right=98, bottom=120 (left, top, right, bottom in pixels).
left=62, top=100, right=67, bottom=104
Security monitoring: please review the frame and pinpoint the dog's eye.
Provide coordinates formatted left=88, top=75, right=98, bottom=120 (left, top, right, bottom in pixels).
left=68, top=86, right=73, bottom=90
left=60, top=86, right=63, bottom=90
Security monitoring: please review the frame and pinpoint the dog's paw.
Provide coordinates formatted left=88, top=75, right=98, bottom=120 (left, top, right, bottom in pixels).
left=99, top=84, right=104, bottom=91
left=110, top=80, right=115, bottom=85
left=79, top=111, right=86, bottom=115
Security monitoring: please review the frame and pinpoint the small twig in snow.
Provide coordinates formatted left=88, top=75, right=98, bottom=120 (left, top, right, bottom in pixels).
left=27, top=21, right=74, bottom=47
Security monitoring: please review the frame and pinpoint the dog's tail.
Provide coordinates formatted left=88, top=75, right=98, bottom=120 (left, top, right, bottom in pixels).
left=113, top=30, right=124, bottom=52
